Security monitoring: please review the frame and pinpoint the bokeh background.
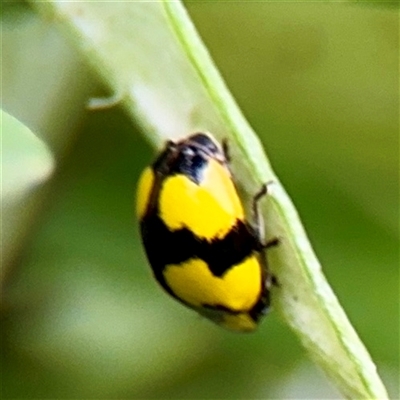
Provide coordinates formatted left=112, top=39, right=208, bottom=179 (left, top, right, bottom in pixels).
left=2, top=2, right=398, bottom=399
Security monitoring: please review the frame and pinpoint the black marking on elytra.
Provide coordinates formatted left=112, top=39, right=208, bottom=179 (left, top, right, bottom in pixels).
left=140, top=214, right=199, bottom=272
left=140, top=213, right=259, bottom=279
left=199, top=221, right=260, bottom=277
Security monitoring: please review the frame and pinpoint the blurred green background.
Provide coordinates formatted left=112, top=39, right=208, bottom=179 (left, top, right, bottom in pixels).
left=2, top=2, right=398, bottom=399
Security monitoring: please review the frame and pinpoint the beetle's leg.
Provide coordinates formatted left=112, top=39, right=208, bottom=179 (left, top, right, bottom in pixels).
left=252, top=183, right=268, bottom=244
left=252, top=182, right=280, bottom=245
left=222, top=138, right=231, bottom=163
left=252, top=182, right=280, bottom=287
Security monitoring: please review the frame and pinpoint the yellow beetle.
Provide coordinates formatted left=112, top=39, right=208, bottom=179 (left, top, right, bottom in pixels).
left=136, top=132, right=277, bottom=332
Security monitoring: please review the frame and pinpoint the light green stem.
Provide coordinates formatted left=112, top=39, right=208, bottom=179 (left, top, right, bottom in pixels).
left=29, top=1, right=388, bottom=399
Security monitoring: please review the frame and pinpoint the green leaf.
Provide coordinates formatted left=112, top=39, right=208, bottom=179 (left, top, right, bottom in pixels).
left=28, top=2, right=389, bottom=399
left=1, top=110, right=54, bottom=278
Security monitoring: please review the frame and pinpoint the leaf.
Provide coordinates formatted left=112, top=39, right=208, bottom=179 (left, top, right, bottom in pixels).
left=1, top=109, right=54, bottom=279
left=28, top=2, right=388, bottom=399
